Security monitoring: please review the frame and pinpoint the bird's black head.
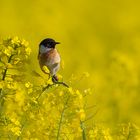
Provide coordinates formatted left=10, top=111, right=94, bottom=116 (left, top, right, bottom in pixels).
left=39, top=38, right=60, bottom=48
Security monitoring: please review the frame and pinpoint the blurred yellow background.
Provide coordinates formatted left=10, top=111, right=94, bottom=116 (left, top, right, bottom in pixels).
left=0, top=0, right=140, bottom=128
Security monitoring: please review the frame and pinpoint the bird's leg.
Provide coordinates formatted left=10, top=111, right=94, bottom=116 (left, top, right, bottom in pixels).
left=52, top=75, right=69, bottom=88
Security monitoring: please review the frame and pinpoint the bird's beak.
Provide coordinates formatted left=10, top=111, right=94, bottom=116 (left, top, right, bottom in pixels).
left=55, top=42, right=60, bottom=44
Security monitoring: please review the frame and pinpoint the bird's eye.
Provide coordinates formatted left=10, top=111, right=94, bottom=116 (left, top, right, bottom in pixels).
left=46, top=42, right=53, bottom=48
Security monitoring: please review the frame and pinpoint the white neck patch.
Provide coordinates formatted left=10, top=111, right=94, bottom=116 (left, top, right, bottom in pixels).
left=39, top=45, right=52, bottom=53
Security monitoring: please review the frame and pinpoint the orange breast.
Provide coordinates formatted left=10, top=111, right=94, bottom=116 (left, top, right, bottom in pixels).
left=39, top=49, right=60, bottom=69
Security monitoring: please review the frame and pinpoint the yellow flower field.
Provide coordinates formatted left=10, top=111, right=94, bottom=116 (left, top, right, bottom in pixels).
left=0, top=0, right=140, bottom=139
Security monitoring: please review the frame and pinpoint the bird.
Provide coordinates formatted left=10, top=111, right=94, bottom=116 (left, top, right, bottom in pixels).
left=38, top=38, right=61, bottom=82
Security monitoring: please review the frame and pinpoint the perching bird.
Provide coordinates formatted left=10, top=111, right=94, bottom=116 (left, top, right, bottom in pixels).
left=38, top=38, right=61, bottom=82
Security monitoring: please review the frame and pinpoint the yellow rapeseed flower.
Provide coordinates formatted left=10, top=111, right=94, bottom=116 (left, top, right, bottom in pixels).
left=6, top=63, right=13, bottom=68
left=57, top=74, right=63, bottom=80
left=13, top=58, right=20, bottom=65
left=31, top=97, right=38, bottom=104
left=3, top=48, right=12, bottom=56
left=89, top=129, right=98, bottom=139
left=5, top=77, right=13, bottom=82
left=47, top=79, right=53, bottom=85
left=25, top=82, right=33, bottom=88
left=76, top=90, right=83, bottom=99
left=21, top=39, right=29, bottom=46
left=11, top=118, right=20, bottom=126
left=25, top=47, right=31, bottom=56
left=11, top=36, right=20, bottom=45
left=78, top=109, right=86, bottom=121
left=11, top=126, right=21, bottom=136
left=0, top=81, right=5, bottom=88
left=7, top=82, right=18, bottom=90
left=68, top=87, right=74, bottom=95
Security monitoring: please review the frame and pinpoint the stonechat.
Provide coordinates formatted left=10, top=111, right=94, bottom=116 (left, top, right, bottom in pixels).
left=38, top=38, right=61, bottom=82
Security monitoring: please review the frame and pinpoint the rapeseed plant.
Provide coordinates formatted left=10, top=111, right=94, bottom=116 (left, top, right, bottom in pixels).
left=0, top=37, right=140, bottom=140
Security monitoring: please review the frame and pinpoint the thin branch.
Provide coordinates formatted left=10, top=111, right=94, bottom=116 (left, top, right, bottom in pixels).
left=54, top=81, right=69, bottom=88
left=36, top=84, right=54, bottom=101
left=52, top=75, right=69, bottom=88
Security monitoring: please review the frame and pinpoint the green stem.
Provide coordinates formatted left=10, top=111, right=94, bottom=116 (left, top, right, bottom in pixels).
left=80, top=121, right=86, bottom=140
left=2, top=68, right=8, bottom=81
left=2, top=54, right=13, bottom=81
left=56, top=96, right=69, bottom=140
left=0, top=54, right=14, bottom=110
left=0, top=55, right=13, bottom=94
